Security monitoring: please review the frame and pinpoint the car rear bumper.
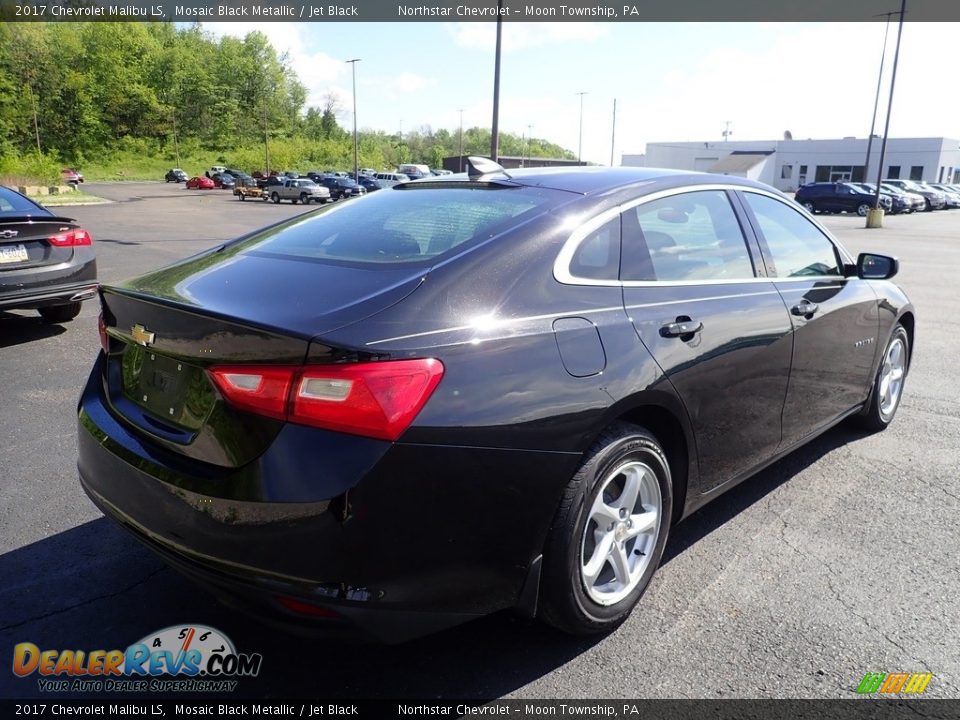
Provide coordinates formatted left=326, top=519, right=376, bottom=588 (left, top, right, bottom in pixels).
left=0, top=254, right=97, bottom=310
left=77, top=354, right=578, bottom=640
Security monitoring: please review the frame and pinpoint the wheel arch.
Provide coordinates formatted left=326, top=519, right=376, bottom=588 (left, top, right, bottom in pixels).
left=615, top=403, right=691, bottom=525
left=585, top=392, right=697, bottom=526
left=897, top=310, right=915, bottom=365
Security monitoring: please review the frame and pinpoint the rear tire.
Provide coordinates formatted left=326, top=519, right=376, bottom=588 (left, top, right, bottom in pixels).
left=539, top=423, right=673, bottom=635
left=271, top=192, right=280, bottom=204
left=38, top=302, right=82, bottom=324
left=855, top=323, right=909, bottom=432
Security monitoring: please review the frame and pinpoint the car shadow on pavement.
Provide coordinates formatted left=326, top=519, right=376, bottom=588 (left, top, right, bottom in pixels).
left=0, top=313, right=67, bottom=349
left=0, top=422, right=872, bottom=700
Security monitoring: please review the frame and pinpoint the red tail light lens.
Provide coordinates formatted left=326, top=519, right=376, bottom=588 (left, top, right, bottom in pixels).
left=207, top=366, right=296, bottom=422
left=48, top=229, right=92, bottom=247
left=207, top=359, right=443, bottom=441
left=293, top=359, right=444, bottom=440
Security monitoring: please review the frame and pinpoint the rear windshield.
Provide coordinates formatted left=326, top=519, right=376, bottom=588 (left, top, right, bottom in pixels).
left=0, top=187, right=50, bottom=217
left=243, top=186, right=554, bottom=265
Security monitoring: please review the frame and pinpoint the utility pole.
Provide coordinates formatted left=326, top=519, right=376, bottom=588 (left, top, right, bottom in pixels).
left=32, top=91, right=41, bottom=154
left=458, top=108, right=464, bottom=172
left=722, top=121, right=733, bottom=141
left=172, top=112, right=181, bottom=167
left=262, top=100, right=269, bottom=175
left=490, top=0, right=503, bottom=161
left=610, top=98, right=617, bottom=166
left=865, top=12, right=897, bottom=182
left=576, top=91, right=588, bottom=163
left=870, top=0, right=907, bottom=226
left=346, top=58, right=361, bottom=183
left=525, top=124, right=533, bottom=167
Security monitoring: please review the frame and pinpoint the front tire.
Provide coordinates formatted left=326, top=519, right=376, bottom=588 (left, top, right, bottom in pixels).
left=857, top=203, right=871, bottom=217
left=38, top=302, right=82, bottom=324
left=802, top=201, right=816, bottom=213
left=539, top=423, right=673, bottom=635
left=856, top=324, right=910, bottom=432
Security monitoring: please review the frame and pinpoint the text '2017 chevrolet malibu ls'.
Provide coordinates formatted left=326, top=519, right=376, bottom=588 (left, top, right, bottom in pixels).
left=78, top=159, right=913, bottom=642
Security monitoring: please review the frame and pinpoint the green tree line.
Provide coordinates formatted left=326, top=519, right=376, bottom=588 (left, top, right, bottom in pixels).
left=0, top=22, right=573, bottom=182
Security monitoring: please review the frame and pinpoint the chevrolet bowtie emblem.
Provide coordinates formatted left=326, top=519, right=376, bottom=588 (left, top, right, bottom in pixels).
left=131, top=324, right=156, bottom=347
left=0, top=230, right=18, bottom=239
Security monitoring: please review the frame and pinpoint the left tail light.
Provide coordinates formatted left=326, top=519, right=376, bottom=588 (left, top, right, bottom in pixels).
left=48, top=229, right=92, bottom=247
left=208, top=358, right=444, bottom=441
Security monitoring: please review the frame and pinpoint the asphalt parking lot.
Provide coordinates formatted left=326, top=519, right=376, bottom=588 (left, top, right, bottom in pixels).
left=1, top=183, right=958, bottom=700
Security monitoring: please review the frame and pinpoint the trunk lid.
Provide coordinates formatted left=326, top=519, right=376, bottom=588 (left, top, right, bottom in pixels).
left=0, top=215, right=81, bottom=271
left=99, top=244, right=426, bottom=467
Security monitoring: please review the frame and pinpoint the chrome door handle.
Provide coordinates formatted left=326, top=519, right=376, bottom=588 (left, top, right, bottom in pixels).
left=791, top=301, right=819, bottom=317
left=660, top=320, right=703, bottom=338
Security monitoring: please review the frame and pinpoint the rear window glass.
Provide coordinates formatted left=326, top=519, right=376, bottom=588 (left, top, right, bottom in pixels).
left=0, top=188, right=50, bottom=216
left=243, top=187, right=552, bottom=265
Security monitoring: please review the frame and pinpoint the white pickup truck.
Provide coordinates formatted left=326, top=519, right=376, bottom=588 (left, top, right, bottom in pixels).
left=268, top=178, right=332, bottom=205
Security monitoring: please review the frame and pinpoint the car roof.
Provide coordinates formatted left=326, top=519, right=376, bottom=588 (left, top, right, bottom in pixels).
left=414, top=166, right=782, bottom=197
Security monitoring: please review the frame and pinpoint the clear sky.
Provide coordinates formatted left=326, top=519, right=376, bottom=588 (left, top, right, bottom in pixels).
left=202, top=21, right=960, bottom=164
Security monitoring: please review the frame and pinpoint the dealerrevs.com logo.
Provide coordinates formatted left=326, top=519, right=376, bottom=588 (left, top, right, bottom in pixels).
left=12, top=624, right=262, bottom=693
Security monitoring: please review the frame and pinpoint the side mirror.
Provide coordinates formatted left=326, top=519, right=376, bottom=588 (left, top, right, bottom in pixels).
left=857, top=252, right=899, bottom=280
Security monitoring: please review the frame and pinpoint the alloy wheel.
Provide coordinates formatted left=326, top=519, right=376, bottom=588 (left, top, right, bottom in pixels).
left=580, top=460, right=662, bottom=606
left=879, top=336, right=906, bottom=418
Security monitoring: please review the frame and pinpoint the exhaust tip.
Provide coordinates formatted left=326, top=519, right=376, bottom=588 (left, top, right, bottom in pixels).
left=70, top=288, right=98, bottom=302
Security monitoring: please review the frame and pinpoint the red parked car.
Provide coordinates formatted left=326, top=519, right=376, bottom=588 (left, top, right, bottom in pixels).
left=61, top=168, right=84, bottom=185
left=185, top=176, right=215, bottom=190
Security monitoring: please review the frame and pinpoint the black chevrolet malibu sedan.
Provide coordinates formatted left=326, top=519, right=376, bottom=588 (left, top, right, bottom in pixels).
left=78, top=161, right=913, bottom=642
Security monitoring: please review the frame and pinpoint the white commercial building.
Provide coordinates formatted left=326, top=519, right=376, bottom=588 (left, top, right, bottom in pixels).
left=622, top=137, right=960, bottom=192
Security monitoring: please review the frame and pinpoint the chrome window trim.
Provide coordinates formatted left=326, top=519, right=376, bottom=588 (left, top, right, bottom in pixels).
left=553, top=184, right=853, bottom=287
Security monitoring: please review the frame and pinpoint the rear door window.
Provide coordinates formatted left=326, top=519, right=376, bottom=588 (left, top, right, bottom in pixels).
left=620, top=190, right=756, bottom=282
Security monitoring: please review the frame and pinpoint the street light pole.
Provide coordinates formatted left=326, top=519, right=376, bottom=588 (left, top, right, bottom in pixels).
left=610, top=98, right=617, bottom=167
left=490, top=0, right=503, bottom=162
left=346, top=58, right=361, bottom=183
left=458, top=108, right=464, bottom=172
left=576, top=91, right=588, bottom=164
left=870, top=0, right=907, bottom=227
left=864, top=12, right=897, bottom=182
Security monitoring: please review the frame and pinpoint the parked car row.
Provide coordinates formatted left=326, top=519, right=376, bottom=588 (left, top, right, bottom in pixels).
left=167, top=165, right=452, bottom=199
left=795, top=179, right=960, bottom=215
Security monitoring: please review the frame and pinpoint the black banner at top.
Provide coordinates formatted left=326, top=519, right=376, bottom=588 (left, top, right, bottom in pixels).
left=2, top=699, right=960, bottom=719
left=2, top=0, right=960, bottom=22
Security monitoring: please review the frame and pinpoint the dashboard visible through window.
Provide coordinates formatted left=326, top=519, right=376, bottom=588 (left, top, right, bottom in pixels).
left=743, top=192, right=842, bottom=278
left=620, top=190, right=755, bottom=282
